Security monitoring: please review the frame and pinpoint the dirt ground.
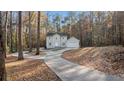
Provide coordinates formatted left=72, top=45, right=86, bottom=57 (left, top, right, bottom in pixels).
left=25, top=50, right=46, bottom=56
left=62, top=46, right=124, bottom=78
left=5, top=56, right=61, bottom=81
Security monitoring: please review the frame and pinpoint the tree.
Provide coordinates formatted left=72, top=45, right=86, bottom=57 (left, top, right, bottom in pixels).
left=10, top=11, right=13, bottom=52
left=116, top=12, right=124, bottom=46
left=28, top=11, right=32, bottom=52
left=36, top=11, right=40, bottom=55
left=15, top=13, right=18, bottom=52
left=68, top=12, right=77, bottom=37
left=3, top=12, right=8, bottom=58
left=45, top=12, right=49, bottom=33
left=54, top=15, right=61, bottom=32
left=18, top=11, right=24, bottom=60
left=78, top=12, right=85, bottom=47
left=0, top=11, right=6, bottom=80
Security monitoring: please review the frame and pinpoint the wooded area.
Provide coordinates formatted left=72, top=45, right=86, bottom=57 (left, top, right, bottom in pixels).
left=0, top=11, right=124, bottom=80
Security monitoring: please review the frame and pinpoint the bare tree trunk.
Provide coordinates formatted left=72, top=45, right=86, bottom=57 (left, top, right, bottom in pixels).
left=36, top=11, right=40, bottom=55
left=10, top=11, right=13, bottom=53
left=3, top=12, right=8, bottom=58
left=18, top=11, right=24, bottom=60
left=0, top=12, right=6, bottom=81
left=15, top=16, right=18, bottom=52
left=46, top=13, right=49, bottom=33
left=69, top=25, right=72, bottom=37
left=115, top=11, right=119, bottom=45
left=29, top=12, right=32, bottom=52
left=79, top=20, right=83, bottom=47
left=90, top=11, right=93, bottom=46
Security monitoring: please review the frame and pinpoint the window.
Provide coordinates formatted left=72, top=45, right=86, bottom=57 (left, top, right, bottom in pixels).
left=62, top=43, right=65, bottom=46
left=49, top=43, right=51, bottom=46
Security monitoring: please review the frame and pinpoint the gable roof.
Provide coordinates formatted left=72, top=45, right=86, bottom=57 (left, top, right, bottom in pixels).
left=47, top=32, right=67, bottom=36
left=67, top=37, right=80, bottom=42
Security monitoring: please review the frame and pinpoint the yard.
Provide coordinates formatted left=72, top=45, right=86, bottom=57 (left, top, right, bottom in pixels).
left=5, top=56, right=61, bottom=81
left=62, top=46, right=124, bottom=78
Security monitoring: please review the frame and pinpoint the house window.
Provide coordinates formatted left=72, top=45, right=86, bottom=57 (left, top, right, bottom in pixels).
left=62, top=43, right=65, bottom=46
left=49, top=43, right=51, bottom=46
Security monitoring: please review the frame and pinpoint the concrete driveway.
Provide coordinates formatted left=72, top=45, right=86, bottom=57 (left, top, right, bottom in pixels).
left=44, top=48, right=73, bottom=58
left=44, top=48, right=124, bottom=81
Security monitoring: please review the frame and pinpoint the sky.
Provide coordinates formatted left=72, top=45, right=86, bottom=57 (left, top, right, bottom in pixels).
left=44, top=11, right=82, bottom=27
left=44, top=11, right=70, bottom=24
left=45, top=11, right=82, bottom=23
left=45, top=11, right=69, bottom=22
left=46, top=11, right=68, bottom=17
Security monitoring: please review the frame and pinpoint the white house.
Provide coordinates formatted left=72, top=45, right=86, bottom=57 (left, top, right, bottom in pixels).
left=66, top=37, right=80, bottom=48
left=46, top=32, right=80, bottom=48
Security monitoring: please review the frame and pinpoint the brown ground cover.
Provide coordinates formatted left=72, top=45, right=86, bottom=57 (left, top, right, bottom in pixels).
left=25, top=50, right=46, bottom=56
left=5, top=56, right=61, bottom=81
left=62, top=46, right=124, bottom=77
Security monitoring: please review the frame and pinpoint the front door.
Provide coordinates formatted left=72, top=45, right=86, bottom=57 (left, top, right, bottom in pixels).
left=55, top=42, right=59, bottom=47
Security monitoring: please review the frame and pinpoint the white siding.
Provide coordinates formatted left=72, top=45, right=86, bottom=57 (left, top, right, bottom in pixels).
left=66, top=37, right=80, bottom=48
left=60, top=36, right=67, bottom=47
left=46, top=36, right=53, bottom=48
left=52, top=34, right=61, bottom=48
left=46, top=34, right=79, bottom=49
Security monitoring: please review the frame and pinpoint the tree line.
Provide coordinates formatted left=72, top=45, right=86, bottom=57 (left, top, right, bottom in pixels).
left=61, top=11, right=124, bottom=47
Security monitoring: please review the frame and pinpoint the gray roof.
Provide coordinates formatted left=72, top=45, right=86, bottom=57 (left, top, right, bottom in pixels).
left=47, top=32, right=67, bottom=36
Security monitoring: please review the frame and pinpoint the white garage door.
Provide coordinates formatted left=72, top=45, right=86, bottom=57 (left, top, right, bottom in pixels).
left=67, top=42, right=79, bottom=48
